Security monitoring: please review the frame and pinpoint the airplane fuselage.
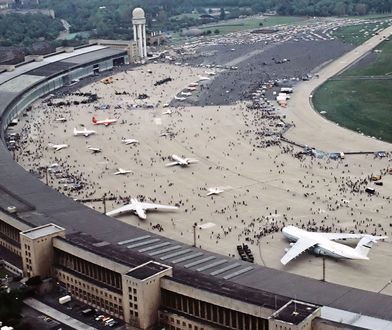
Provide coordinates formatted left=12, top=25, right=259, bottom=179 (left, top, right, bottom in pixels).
left=282, top=226, right=368, bottom=260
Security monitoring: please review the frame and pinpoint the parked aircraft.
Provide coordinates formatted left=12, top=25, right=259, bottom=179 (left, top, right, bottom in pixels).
left=48, top=143, right=68, bottom=151
left=198, top=76, right=210, bottom=81
left=205, top=71, right=216, bottom=75
left=122, top=138, right=139, bottom=145
left=175, top=96, right=186, bottom=101
left=188, top=82, right=199, bottom=87
left=87, top=146, right=102, bottom=153
left=73, top=127, right=96, bottom=137
left=181, top=92, right=192, bottom=96
left=162, top=109, right=173, bottom=115
left=92, top=116, right=117, bottom=126
left=114, top=168, right=133, bottom=175
left=281, top=225, right=387, bottom=265
left=166, top=154, right=198, bottom=167
left=55, top=117, right=67, bottom=122
left=206, top=187, right=225, bottom=196
left=106, top=198, right=178, bottom=220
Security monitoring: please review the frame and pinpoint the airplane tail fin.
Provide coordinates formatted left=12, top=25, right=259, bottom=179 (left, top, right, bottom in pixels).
left=92, top=116, right=97, bottom=123
left=355, top=236, right=387, bottom=257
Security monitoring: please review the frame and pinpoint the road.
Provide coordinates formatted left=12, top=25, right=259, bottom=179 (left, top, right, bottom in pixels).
left=284, top=24, right=392, bottom=152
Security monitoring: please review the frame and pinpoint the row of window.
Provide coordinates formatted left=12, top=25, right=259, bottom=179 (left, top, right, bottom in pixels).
left=161, top=289, right=268, bottom=330
left=0, top=220, right=20, bottom=243
left=57, top=271, right=123, bottom=317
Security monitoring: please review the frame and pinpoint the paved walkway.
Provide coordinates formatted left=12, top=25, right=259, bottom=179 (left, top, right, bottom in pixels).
left=24, top=298, right=97, bottom=330
left=284, top=24, right=392, bottom=152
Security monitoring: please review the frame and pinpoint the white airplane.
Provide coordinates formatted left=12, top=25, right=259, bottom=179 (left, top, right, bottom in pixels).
left=87, top=146, right=102, bottom=153
left=122, top=138, right=139, bottom=145
left=48, top=143, right=68, bottom=151
left=55, top=117, right=67, bottom=122
left=92, top=116, right=117, bottom=126
left=106, top=198, right=178, bottom=220
left=188, top=82, right=199, bottom=87
left=205, top=71, right=216, bottom=75
left=198, top=76, right=210, bottom=81
left=206, top=187, right=225, bottom=196
left=281, top=225, right=387, bottom=265
left=181, top=92, right=192, bottom=96
left=175, top=96, right=186, bottom=101
left=73, top=127, right=96, bottom=137
left=166, top=154, right=198, bottom=167
left=162, top=109, right=173, bottom=115
left=114, top=168, right=133, bottom=175
left=186, top=86, right=197, bottom=91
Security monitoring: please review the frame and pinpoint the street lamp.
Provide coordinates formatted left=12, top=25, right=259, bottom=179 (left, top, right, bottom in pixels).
left=193, top=222, right=198, bottom=247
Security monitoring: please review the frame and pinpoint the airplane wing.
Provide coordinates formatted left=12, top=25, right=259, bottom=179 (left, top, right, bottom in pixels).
left=139, top=202, right=178, bottom=211
left=320, top=233, right=367, bottom=241
left=106, top=204, right=137, bottom=217
left=185, top=158, right=199, bottom=164
left=165, top=161, right=179, bottom=167
left=281, top=238, right=318, bottom=265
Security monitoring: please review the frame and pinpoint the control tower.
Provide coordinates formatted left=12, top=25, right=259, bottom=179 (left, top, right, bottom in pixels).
left=132, top=7, right=147, bottom=60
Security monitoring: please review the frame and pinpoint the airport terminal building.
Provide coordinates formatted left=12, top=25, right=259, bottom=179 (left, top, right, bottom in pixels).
left=1, top=45, right=392, bottom=330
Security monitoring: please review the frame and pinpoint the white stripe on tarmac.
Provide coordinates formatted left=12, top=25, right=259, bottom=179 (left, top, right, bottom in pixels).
left=24, top=298, right=97, bottom=330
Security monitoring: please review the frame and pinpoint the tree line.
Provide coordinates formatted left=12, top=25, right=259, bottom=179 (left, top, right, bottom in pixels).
left=0, top=13, right=63, bottom=47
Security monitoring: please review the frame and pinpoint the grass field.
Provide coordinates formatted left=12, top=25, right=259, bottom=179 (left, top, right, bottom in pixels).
left=198, top=16, right=305, bottom=34
left=343, top=39, right=392, bottom=76
left=313, top=80, right=392, bottom=143
left=332, top=20, right=390, bottom=45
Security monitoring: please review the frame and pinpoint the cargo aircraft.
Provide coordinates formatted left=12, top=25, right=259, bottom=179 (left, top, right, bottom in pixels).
left=106, top=198, right=178, bottom=220
left=281, top=225, right=387, bottom=265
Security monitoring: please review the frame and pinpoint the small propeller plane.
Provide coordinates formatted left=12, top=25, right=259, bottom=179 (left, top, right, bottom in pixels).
left=48, top=143, right=68, bottom=151
left=166, top=154, right=198, bottom=167
left=106, top=198, right=178, bottom=220
left=122, top=138, right=139, bottom=145
left=206, top=187, right=225, bottom=196
left=73, top=127, right=96, bottom=137
left=87, top=146, right=102, bottom=154
left=281, top=225, right=387, bottom=265
left=92, top=116, right=117, bottom=126
left=114, top=168, right=133, bottom=175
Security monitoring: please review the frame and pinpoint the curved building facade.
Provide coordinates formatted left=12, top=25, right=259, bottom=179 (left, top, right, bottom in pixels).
left=0, top=44, right=392, bottom=330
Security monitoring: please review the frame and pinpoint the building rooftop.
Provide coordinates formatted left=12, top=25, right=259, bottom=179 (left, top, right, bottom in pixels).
left=126, top=261, right=170, bottom=280
left=271, top=300, right=319, bottom=325
left=21, top=223, right=64, bottom=240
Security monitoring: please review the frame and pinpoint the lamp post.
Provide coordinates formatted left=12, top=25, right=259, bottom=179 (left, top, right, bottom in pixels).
left=193, top=222, right=198, bottom=247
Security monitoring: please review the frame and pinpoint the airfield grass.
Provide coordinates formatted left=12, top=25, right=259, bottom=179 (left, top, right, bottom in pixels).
left=343, top=39, right=392, bottom=76
left=332, top=20, right=390, bottom=46
left=313, top=80, right=392, bottom=143
left=198, top=16, right=304, bottom=34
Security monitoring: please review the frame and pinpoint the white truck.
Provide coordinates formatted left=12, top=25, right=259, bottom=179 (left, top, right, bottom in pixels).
left=59, top=295, right=71, bottom=304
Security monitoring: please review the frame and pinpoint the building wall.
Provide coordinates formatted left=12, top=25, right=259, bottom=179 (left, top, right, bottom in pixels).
left=159, top=310, right=215, bottom=330
left=55, top=268, right=124, bottom=318
left=160, top=287, right=269, bottom=330
left=161, top=278, right=274, bottom=320
left=20, top=226, right=65, bottom=277
left=122, top=264, right=172, bottom=329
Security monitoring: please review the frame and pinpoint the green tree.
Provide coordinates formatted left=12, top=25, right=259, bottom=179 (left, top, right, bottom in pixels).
left=214, top=29, right=220, bottom=34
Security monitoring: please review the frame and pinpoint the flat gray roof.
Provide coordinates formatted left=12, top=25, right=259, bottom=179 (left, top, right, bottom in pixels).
left=21, top=223, right=64, bottom=240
